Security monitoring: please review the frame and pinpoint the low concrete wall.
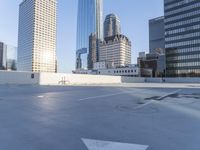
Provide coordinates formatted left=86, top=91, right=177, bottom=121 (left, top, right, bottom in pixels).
left=164, top=77, right=200, bottom=83
left=0, top=71, right=39, bottom=85
left=0, top=71, right=121, bottom=85
left=39, top=73, right=121, bottom=85
left=0, top=71, right=200, bottom=85
left=144, top=77, right=200, bottom=83
left=121, top=77, right=145, bottom=83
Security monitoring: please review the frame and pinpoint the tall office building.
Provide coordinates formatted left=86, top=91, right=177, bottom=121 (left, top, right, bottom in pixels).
left=0, top=42, right=17, bottom=70
left=88, top=33, right=98, bottom=70
left=99, top=34, right=131, bottom=67
left=6, top=45, right=17, bottom=70
left=18, top=0, right=57, bottom=72
left=164, top=0, right=200, bottom=77
left=104, top=14, right=121, bottom=38
left=149, top=16, right=165, bottom=54
left=76, top=0, right=103, bottom=70
left=0, top=42, right=6, bottom=70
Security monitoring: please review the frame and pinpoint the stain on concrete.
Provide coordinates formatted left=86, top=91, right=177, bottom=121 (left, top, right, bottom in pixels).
left=145, top=93, right=200, bottom=101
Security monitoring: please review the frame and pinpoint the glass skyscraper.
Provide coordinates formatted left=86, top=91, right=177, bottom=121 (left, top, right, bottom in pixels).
left=165, top=0, right=200, bottom=77
left=0, top=41, right=17, bottom=71
left=149, top=16, right=165, bottom=54
left=0, top=42, right=7, bottom=70
left=76, top=0, right=103, bottom=70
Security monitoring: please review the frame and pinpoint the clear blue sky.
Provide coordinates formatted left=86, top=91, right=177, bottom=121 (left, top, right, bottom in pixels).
left=0, top=0, right=163, bottom=73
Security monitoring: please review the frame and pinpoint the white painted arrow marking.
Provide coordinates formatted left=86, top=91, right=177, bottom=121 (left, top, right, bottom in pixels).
left=37, top=95, right=44, bottom=98
left=82, top=138, right=149, bottom=150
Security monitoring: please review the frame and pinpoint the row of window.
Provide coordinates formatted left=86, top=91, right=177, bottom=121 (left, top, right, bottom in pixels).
left=165, top=9, right=200, bottom=23
left=165, top=16, right=200, bottom=29
left=168, top=61, right=200, bottom=67
left=167, top=54, right=200, bottom=61
left=165, top=1, right=200, bottom=16
left=168, top=62, right=200, bottom=68
left=177, top=69, right=200, bottom=74
left=114, top=69, right=137, bottom=74
left=166, top=47, right=200, bottom=54
left=167, top=69, right=200, bottom=77
left=166, top=39, right=200, bottom=48
left=165, top=31, right=200, bottom=42
left=165, top=0, right=196, bottom=10
left=165, top=24, right=200, bottom=35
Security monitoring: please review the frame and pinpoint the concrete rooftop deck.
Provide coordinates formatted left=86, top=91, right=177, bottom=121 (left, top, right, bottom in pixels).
left=0, top=83, right=200, bottom=150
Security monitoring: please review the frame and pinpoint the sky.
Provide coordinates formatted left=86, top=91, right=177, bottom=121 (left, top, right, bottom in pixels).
left=0, top=0, right=164, bottom=73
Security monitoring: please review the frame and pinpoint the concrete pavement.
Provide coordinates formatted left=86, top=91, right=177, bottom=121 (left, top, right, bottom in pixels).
left=0, top=84, right=200, bottom=150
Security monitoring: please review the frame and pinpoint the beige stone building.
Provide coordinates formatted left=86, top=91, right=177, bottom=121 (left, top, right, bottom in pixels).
left=99, top=34, right=131, bottom=67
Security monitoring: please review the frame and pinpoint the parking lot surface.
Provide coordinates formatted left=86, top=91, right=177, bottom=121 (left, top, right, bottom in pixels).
left=0, top=84, right=200, bottom=150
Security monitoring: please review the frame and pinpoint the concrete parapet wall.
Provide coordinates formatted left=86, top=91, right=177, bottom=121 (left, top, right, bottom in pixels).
left=0, top=71, right=39, bottom=85
left=121, top=77, right=200, bottom=83
left=0, top=71, right=121, bottom=85
left=0, top=71, right=200, bottom=85
left=121, top=77, right=145, bottom=83
left=144, top=77, right=200, bottom=83
left=39, top=73, right=121, bottom=85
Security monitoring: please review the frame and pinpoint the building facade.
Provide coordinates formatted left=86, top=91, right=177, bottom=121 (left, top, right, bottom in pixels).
left=76, top=0, right=103, bottom=70
left=149, top=16, right=165, bottom=54
left=6, top=45, right=17, bottom=70
left=88, top=33, right=98, bottom=69
left=0, top=42, right=6, bottom=70
left=164, top=0, right=200, bottom=77
left=99, top=34, right=131, bottom=67
left=93, top=61, right=114, bottom=70
left=138, top=52, right=166, bottom=77
left=18, top=0, right=57, bottom=72
left=96, top=65, right=139, bottom=77
left=104, top=14, right=121, bottom=38
left=0, top=42, right=17, bottom=71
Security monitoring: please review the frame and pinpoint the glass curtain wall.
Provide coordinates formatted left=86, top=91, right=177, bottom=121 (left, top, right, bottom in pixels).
left=76, top=0, right=103, bottom=70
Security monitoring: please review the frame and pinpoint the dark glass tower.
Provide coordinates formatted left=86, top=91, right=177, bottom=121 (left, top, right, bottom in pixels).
left=164, top=0, right=200, bottom=77
left=149, top=16, right=165, bottom=54
left=0, top=42, right=6, bottom=70
left=0, top=42, right=17, bottom=70
left=76, top=0, right=103, bottom=70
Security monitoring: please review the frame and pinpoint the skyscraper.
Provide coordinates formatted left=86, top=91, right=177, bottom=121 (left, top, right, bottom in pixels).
left=164, top=0, right=200, bottom=77
left=6, top=45, right=17, bottom=71
left=104, top=14, right=121, bottom=38
left=149, top=16, right=165, bottom=54
left=76, top=0, right=103, bottom=70
left=18, top=0, right=57, bottom=72
left=0, top=42, right=6, bottom=70
left=88, top=33, right=98, bottom=70
left=0, top=41, right=17, bottom=71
